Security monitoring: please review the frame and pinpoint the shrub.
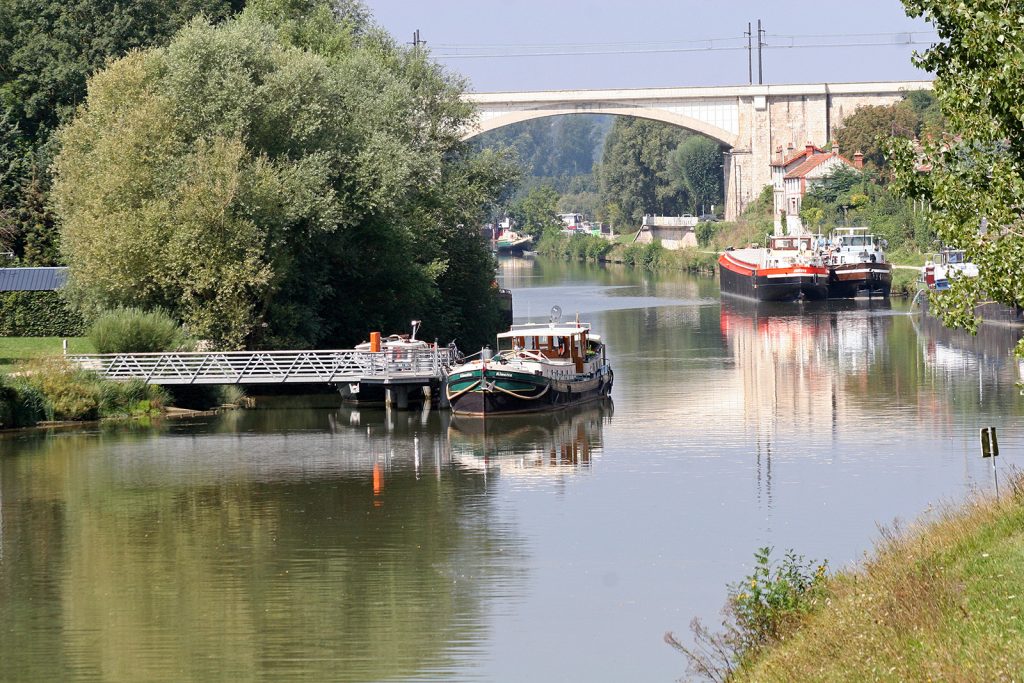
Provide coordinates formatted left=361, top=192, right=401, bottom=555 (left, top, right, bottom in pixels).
left=665, top=547, right=828, bottom=681
left=537, top=231, right=613, bottom=261
left=0, top=378, right=48, bottom=429
left=622, top=241, right=664, bottom=269
left=98, top=378, right=169, bottom=417
left=89, top=307, right=190, bottom=354
left=11, top=358, right=168, bottom=423
left=19, top=358, right=100, bottom=420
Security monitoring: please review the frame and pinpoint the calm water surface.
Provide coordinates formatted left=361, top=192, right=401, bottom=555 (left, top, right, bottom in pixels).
left=2, top=257, right=1022, bottom=682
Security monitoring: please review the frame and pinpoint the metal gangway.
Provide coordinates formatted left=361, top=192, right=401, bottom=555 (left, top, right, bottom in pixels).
left=66, top=347, right=459, bottom=387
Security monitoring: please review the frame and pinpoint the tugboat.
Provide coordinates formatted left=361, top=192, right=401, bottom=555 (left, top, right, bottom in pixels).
left=445, top=307, right=613, bottom=416
left=823, top=227, right=892, bottom=298
left=718, top=234, right=829, bottom=302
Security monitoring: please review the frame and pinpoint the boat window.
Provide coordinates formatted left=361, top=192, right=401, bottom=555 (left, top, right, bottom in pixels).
left=497, top=338, right=513, bottom=351
left=947, top=251, right=963, bottom=264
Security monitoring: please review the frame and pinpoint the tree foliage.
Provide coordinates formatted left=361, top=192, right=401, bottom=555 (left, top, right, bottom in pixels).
left=0, top=0, right=245, bottom=265
left=889, top=0, right=1024, bottom=354
left=0, top=0, right=243, bottom=137
left=599, top=117, right=691, bottom=225
left=834, top=102, right=920, bottom=170
left=667, top=136, right=725, bottom=214
left=508, top=185, right=562, bottom=236
left=474, top=114, right=607, bottom=179
left=53, top=3, right=517, bottom=349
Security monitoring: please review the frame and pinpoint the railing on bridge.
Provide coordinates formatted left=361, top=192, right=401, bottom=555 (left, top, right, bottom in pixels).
left=66, top=347, right=459, bottom=386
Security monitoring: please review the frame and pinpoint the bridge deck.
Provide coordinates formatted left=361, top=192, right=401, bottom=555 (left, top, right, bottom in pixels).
left=67, top=348, right=457, bottom=386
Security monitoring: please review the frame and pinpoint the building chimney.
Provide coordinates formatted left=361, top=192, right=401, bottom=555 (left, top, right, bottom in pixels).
left=831, top=141, right=839, bottom=156
left=805, top=142, right=815, bottom=155
left=853, top=152, right=864, bottom=169
left=775, top=145, right=783, bottom=163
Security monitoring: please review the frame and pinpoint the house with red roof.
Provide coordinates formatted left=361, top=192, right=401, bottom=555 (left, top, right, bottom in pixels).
left=771, top=142, right=863, bottom=234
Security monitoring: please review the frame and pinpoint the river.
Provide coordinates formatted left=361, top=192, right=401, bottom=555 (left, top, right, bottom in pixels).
left=1, top=257, right=1022, bottom=682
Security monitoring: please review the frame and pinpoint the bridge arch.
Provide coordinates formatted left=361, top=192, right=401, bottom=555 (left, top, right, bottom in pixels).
left=462, top=105, right=739, bottom=148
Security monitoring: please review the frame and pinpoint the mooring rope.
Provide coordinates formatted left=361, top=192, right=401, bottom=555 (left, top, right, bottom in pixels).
left=491, top=382, right=551, bottom=401
left=445, top=379, right=480, bottom=402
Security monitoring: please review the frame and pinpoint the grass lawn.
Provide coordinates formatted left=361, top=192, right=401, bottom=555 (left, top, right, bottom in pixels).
left=0, top=337, right=95, bottom=373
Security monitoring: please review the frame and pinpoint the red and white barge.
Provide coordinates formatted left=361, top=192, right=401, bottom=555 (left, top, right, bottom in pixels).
left=719, top=234, right=829, bottom=302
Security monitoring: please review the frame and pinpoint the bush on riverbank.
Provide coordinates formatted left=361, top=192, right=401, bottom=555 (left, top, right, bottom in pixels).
left=1, top=359, right=168, bottom=426
left=671, top=475, right=1024, bottom=681
left=536, top=231, right=614, bottom=261
left=89, top=307, right=192, bottom=354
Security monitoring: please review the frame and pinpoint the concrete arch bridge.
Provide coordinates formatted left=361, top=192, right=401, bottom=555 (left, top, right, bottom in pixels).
left=463, top=80, right=931, bottom=220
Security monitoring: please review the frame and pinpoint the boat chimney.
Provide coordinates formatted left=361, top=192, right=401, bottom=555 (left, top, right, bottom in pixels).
left=480, top=346, right=493, bottom=362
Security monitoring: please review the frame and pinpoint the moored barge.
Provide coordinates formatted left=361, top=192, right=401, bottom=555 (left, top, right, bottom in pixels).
left=719, top=234, right=828, bottom=302
left=445, top=317, right=613, bottom=416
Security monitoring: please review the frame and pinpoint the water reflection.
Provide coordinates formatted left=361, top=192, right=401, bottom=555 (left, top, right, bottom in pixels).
left=0, top=407, right=527, bottom=682
left=448, top=400, right=613, bottom=478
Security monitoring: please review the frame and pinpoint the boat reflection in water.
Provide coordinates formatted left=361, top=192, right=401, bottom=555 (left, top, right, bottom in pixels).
left=448, top=399, right=613, bottom=476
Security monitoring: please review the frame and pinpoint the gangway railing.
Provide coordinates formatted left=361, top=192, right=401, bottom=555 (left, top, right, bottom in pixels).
left=66, top=347, right=459, bottom=386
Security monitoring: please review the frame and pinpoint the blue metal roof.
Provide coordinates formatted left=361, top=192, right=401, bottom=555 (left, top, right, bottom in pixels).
left=0, top=267, right=69, bottom=291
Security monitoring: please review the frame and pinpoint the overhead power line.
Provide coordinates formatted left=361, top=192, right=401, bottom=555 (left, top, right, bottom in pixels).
left=430, top=31, right=939, bottom=59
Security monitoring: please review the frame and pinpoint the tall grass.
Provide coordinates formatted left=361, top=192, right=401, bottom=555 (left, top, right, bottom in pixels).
left=89, top=307, right=191, bottom=354
left=3, top=358, right=168, bottom=424
left=672, top=474, right=1024, bottom=682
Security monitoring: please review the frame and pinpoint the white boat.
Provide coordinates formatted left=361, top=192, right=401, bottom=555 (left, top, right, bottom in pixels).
left=823, top=227, right=892, bottom=298
left=922, top=247, right=979, bottom=291
left=445, top=308, right=613, bottom=416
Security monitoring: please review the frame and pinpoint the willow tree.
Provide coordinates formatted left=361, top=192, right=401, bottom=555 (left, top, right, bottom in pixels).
left=53, top=2, right=516, bottom=349
left=889, top=0, right=1024, bottom=355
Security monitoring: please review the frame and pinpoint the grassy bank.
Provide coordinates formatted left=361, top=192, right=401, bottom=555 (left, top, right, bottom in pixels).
left=678, top=477, right=1024, bottom=682
left=0, top=358, right=169, bottom=428
left=0, top=336, right=96, bottom=372
left=536, top=230, right=719, bottom=274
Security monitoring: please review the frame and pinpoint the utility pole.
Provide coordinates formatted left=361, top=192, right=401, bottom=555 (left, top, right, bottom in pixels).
left=757, top=20, right=765, bottom=85
left=744, top=23, right=752, bottom=84
left=411, top=29, right=425, bottom=49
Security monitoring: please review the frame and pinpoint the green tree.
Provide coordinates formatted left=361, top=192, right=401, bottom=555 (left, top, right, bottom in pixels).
left=833, top=101, right=920, bottom=169
left=0, top=0, right=247, bottom=267
left=598, top=117, right=691, bottom=225
left=53, top=4, right=516, bottom=349
left=890, top=0, right=1024, bottom=355
left=667, top=136, right=724, bottom=214
left=508, top=185, right=562, bottom=236
left=0, top=0, right=244, bottom=138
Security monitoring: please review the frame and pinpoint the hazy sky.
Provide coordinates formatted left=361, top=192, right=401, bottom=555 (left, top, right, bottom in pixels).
left=364, top=0, right=935, bottom=92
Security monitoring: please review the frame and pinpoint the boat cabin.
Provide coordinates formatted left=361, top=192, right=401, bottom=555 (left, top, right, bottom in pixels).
left=496, top=323, right=603, bottom=373
left=832, top=227, right=881, bottom=247
left=937, top=248, right=966, bottom=266
left=768, top=235, right=815, bottom=251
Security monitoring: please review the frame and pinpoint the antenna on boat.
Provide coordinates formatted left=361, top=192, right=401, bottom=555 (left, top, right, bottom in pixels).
left=410, top=320, right=421, bottom=341
left=549, top=305, right=562, bottom=324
